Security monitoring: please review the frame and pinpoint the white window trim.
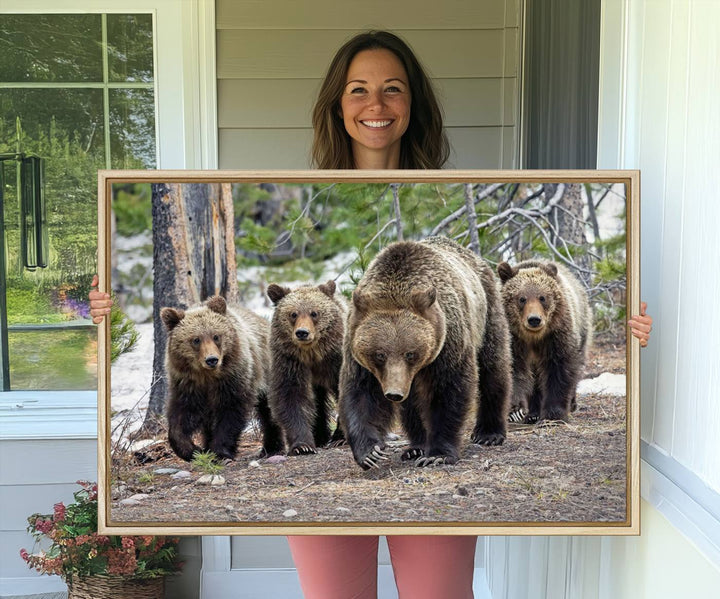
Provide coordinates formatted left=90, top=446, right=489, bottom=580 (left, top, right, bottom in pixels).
left=0, top=0, right=218, bottom=169
left=0, top=0, right=218, bottom=439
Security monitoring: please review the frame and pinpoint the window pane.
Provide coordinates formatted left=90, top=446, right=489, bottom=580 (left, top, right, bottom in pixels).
left=110, top=89, right=156, bottom=168
left=0, top=14, right=103, bottom=82
left=107, top=14, right=154, bottom=83
left=8, top=329, right=97, bottom=390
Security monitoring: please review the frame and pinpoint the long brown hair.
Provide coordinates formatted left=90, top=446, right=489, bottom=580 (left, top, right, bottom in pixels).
left=311, top=31, right=449, bottom=169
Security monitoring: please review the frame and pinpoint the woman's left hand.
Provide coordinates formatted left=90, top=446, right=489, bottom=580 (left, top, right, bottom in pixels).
left=628, top=301, right=652, bottom=348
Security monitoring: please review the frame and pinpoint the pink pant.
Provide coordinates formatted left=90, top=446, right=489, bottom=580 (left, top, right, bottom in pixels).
left=287, top=535, right=477, bottom=599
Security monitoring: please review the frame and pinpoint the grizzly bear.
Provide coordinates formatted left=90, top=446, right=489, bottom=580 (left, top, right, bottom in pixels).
left=161, top=296, right=283, bottom=461
left=497, top=260, right=592, bottom=423
left=266, top=280, right=346, bottom=455
left=338, top=236, right=512, bottom=469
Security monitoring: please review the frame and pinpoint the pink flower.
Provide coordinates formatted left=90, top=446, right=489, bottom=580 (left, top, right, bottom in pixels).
left=19, top=548, right=29, bottom=562
left=121, top=537, right=135, bottom=549
left=53, top=503, right=66, bottom=522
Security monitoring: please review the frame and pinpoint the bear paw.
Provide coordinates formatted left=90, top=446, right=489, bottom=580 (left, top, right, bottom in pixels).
left=541, top=406, right=569, bottom=423
left=414, top=454, right=458, bottom=467
left=508, top=407, right=527, bottom=423
left=290, top=443, right=317, bottom=455
left=401, top=447, right=425, bottom=461
left=523, top=413, right=540, bottom=424
left=360, top=445, right=392, bottom=470
left=471, top=431, right=505, bottom=446
left=326, top=438, right=347, bottom=448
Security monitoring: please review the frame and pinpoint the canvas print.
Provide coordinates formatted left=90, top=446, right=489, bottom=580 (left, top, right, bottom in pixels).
left=98, top=170, right=639, bottom=535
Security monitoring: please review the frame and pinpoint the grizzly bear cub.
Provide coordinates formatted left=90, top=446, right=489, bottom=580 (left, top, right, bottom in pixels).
left=497, top=260, right=592, bottom=423
left=161, top=296, right=283, bottom=461
left=339, top=236, right=512, bottom=469
left=266, top=280, right=346, bottom=455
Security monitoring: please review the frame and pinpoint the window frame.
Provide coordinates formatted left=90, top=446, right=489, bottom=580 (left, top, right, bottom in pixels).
left=0, top=0, right=217, bottom=440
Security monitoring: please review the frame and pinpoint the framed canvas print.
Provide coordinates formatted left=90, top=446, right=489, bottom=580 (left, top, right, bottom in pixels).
left=97, top=169, right=640, bottom=535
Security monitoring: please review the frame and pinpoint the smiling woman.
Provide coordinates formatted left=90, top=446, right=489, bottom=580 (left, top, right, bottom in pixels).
left=310, top=30, right=449, bottom=170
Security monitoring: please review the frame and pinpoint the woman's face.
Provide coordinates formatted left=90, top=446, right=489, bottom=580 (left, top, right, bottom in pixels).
left=340, top=48, right=411, bottom=168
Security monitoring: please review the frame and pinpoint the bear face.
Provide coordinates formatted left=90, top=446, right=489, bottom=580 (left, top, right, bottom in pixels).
left=267, top=281, right=337, bottom=349
left=350, top=286, right=445, bottom=402
left=498, top=262, right=562, bottom=344
left=161, top=296, right=239, bottom=378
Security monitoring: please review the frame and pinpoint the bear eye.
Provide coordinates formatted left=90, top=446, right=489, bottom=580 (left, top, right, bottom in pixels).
left=213, top=334, right=220, bottom=342
left=290, top=312, right=298, bottom=320
left=374, top=352, right=386, bottom=364
left=519, top=297, right=527, bottom=305
left=310, top=311, right=318, bottom=319
left=192, top=337, right=201, bottom=346
left=539, top=296, right=546, bottom=304
left=405, top=351, right=415, bottom=362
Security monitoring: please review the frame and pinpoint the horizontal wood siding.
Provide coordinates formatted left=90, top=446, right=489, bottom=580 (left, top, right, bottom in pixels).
left=216, top=0, right=521, bottom=170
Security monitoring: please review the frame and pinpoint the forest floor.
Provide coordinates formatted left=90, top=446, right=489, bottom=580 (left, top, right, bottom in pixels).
left=109, top=333, right=628, bottom=529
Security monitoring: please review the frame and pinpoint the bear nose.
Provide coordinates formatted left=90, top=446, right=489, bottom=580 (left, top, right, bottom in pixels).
left=205, top=356, right=219, bottom=368
left=295, top=328, right=310, bottom=340
left=527, top=316, right=542, bottom=328
left=385, top=392, right=404, bottom=403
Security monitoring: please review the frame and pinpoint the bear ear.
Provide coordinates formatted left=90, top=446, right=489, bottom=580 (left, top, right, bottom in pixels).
left=497, top=262, right=515, bottom=283
left=410, top=286, right=437, bottom=314
left=318, top=280, right=336, bottom=298
left=542, top=263, right=558, bottom=278
left=267, top=284, right=290, bottom=305
left=352, top=289, right=370, bottom=315
left=206, top=295, right=227, bottom=315
left=161, top=307, right=185, bottom=331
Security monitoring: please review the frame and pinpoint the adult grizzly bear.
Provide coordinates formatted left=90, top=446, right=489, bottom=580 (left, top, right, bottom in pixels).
left=497, top=260, right=592, bottom=423
left=339, top=236, right=512, bottom=469
left=161, top=296, right=283, bottom=461
left=266, top=281, right=346, bottom=455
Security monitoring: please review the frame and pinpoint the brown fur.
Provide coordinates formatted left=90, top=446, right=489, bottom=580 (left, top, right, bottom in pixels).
left=339, top=236, right=512, bottom=469
left=266, top=281, right=347, bottom=455
left=498, top=260, right=592, bottom=423
left=161, top=296, right=282, bottom=461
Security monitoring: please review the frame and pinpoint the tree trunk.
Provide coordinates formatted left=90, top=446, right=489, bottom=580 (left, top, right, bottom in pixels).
left=548, top=183, right=591, bottom=285
left=140, top=183, right=237, bottom=435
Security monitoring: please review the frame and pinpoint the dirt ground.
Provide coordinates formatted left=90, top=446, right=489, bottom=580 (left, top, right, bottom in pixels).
left=109, top=334, right=628, bottom=527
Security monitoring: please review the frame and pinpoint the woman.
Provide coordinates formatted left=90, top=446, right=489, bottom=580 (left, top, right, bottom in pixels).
left=90, top=30, right=652, bottom=598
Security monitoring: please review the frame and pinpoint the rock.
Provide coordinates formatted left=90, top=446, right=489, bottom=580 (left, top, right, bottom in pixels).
left=335, top=507, right=351, bottom=514
left=266, top=455, right=287, bottom=464
left=154, top=468, right=179, bottom=475
left=248, top=460, right=261, bottom=468
left=456, top=486, right=469, bottom=496
left=197, top=474, right=226, bottom=486
left=283, top=509, right=298, bottom=518
left=171, top=470, right=192, bottom=479
left=119, top=493, right=149, bottom=506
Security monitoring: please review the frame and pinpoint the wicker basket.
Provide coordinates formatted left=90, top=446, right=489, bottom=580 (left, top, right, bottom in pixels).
left=67, top=575, right=165, bottom=599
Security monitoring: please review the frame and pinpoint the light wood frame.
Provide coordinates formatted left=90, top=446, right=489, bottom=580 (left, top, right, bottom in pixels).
left=97, top=169, right=640, bottom=535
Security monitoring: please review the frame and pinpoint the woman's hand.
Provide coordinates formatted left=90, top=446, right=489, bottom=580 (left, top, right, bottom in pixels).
left=628, top=301, right=652, bottom=348
left=89, top=274, right=113, bottom=324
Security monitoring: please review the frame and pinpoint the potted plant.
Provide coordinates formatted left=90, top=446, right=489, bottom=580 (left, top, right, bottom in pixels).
left=20, top=480, right=182, bottom=599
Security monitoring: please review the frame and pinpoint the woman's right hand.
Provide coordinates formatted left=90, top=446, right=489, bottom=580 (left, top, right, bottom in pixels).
left=89, top=274, right=113, bottom=324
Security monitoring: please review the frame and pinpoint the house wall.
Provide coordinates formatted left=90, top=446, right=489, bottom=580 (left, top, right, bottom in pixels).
left=215, top=0, right=522, bottom=169
left=485, top=0, right=720, bottom=596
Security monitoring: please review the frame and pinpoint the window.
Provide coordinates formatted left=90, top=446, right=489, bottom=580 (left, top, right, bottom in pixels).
left=0, top=13, right=156, bottom=390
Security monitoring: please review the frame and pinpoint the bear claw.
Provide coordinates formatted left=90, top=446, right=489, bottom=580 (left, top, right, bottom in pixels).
left=291, top=443, right=317, bottom=455
left=471, top=432, right=505, bottom=446
left=414, top=455, right=455, bottom=467
left=361, top=445, right=392, bottom=469
left=401, top=448, right=425, bottom=461
left=508, top=408, right=526, bottom=423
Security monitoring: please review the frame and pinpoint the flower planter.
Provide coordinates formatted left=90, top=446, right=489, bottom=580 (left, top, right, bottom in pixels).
left=67, top=574, right=165, bottom=599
